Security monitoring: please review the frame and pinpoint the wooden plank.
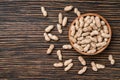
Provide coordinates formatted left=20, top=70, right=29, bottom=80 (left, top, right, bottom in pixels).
left=0, top=0, right=120, bottom=79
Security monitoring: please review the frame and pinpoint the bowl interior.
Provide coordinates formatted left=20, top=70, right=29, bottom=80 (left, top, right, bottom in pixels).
left=69, top=13, right=112, bottom=55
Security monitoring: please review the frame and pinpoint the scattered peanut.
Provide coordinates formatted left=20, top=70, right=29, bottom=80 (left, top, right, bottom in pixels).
left=57, top=24, right=62, bottom=34
left=108, top=55, right=115, bottom=65
left=78, top=66, right=87, bottom=74
left=64, top=5, right=73, bottom=12
left=64, top=59, right=73, bottom=66
left=45, top=25, right=54, bottom=32
left=78, top=56, right=86, bottom=65
left=74, top=8, right=81, bottom=16
left=64, top=63, right=73, bottom=71
left=41, top=6, right=47, bottom=17
left=53, top=62, right=63, bottom=67
left=44, top=33, right=50, bottom=41
left=47, top=44, right=54, bottom=54
left=48, top=33, right=59, bottom=41
left=62, top=45, right=72, bottom=49
left=57, top=50, right=62, bottom=61
left=62, top=17, right=68, bottom=27
left=58, top=13, right=63, bottom=24
left=96, top=64, right=105, bottom=69
left=91, top=61, right=98, bottom=71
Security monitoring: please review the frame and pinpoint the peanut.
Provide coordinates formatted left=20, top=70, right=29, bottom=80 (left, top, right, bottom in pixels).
left=84, top=19, right=92, bottom=27
left=108, top=55, right=115, bottom=65
left=82, top=32, right=90, bottom=37
left=73, top=43, right=83, bottom=51
left=57, top=50, right=62, bottom=61
left=64, top=59, right=73, bottom=66
left=89, top=36, right=97, bottom=43
left=48, top=33, right=59, bottom=41
left=74, top=8, right=81, bottom=16
left=90, top=42, right=96, bottom=48
left=101, top=21, right=105, bottom=25
left=62, top=45, right=72, bottom=49
left=80, top=38, right=91, bottom=44
left=79, top=17, right=84, bottom=28
left=41, top=6, right=47, bottom=17
left=102, top=32, right=110, bottom=38
left=110, top=59, right=115, bottom=65
left=62, top=17, right=68, bottom=27
left=97, top=35, right=103, bottom=42
left=78, top=66, right=87, bottom=74
left=87, top=49, right=96, bottom=54
left=96, top=42, right=107, bottom=47
left=84, top=44, right=90, bottom=52
left=90, top=30, right=99, bottom=36
left=84, top=16, right=90, bottom=22
left=70, top=25, right=76, bottom=36
left=74, top=28, right=82, bottom=38
left=58, top=13, right=62, bottom=24
left=91, top=61, right=98, bottom=71
left=47, top=44, right=54, bottom=54
left=45, top=25, right=54, bottom=32
left=75, top=19, right=79, bottom=30
left=90, top=23, right=98, bottom=30
left=57, top=24, right=62, bottom=34
left=64, top=63, right=73, bottom=71
left=83, top=26, right=92, bottom=32
left=96, top=64, right=105, bottom=69
left=103, top=25, right=108, bottom=33
left=77, top=37, right=84, bottom=41
left=95, top=16, right=101, bottom=27
left=91, top=16, right=95, bottom=23
left=81, top=44, right=87, bottom=48
left=53, top=62, right=63, bottom=67
left=64, top=5, right=73, bottom=12
left=78, top=56, right=86, bottom=65
left=44, top=33, right=50, bottom=41
left=104, top=38, right=108, bottom=42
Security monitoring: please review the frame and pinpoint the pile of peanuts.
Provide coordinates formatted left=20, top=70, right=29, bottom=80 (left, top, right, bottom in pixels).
left=70, top=15, right=111, bottom=55
left=41, top=5, right=115, bottom=75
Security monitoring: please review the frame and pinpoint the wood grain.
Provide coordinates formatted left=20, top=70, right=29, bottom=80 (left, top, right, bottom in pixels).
left=0, top=0, right=120, bottom=80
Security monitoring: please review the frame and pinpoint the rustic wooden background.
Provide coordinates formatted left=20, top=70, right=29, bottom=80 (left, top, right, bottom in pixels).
left=0, top=0, right=120, bottom=80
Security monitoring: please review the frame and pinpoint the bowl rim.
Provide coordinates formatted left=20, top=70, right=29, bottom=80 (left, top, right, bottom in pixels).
left=68, top=13, right=112, bottom=55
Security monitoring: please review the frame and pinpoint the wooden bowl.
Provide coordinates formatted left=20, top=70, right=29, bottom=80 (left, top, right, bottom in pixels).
left=69, top=13, right=112, bottom=55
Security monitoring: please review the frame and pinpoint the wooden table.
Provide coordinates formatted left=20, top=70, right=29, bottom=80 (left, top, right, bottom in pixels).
left=0, top=0, right=120, bottom=80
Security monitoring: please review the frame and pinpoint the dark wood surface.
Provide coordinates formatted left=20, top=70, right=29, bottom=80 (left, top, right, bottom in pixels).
left=0, top=0, right=120, bottom=80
